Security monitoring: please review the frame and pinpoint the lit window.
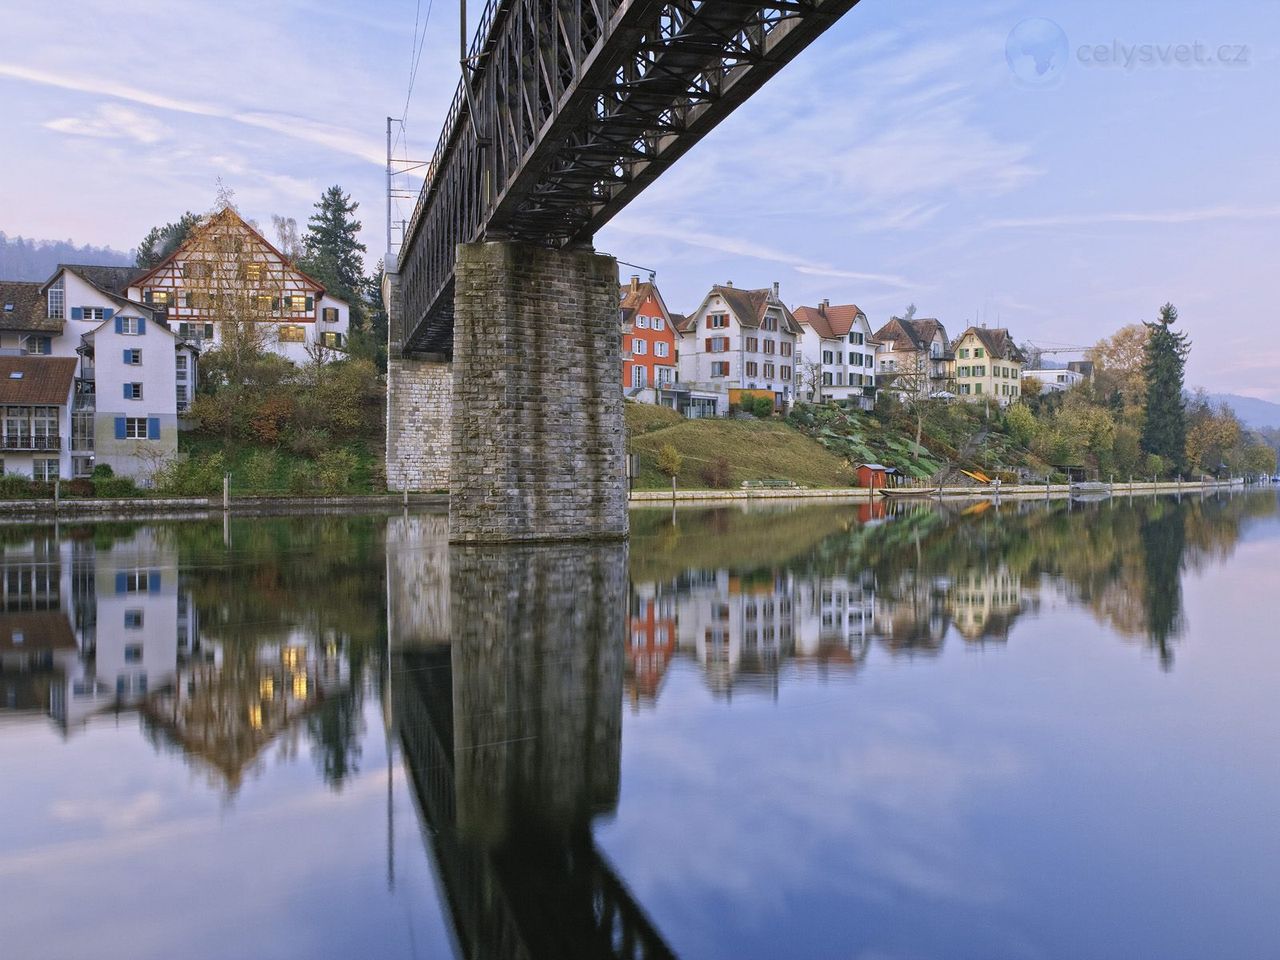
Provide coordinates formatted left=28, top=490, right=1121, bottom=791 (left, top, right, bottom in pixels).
left=243, top=263, right=262, bottom=282
left=278, top=325, right=306, bottom=343
left=148, top=289, right=169, bottom=307
left=255, top=294, right=274, bottom=313
left=321, top=307, right=339, bottom=323
left=320, top=331, right=344, bottom=349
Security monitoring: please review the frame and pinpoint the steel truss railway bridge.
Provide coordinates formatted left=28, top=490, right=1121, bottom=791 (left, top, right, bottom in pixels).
left=386, top=0, right=864, bottom=540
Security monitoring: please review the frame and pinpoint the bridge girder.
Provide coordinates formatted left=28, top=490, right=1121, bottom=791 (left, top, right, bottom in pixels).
left=395, top=0, right=863, bottom=357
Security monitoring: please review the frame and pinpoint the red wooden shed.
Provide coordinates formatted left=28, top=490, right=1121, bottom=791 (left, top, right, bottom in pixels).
left=855, top=463, right=890, bottom=488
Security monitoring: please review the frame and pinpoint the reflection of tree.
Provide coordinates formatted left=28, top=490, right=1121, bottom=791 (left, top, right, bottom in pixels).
left=1140, top=501, right=1185, bottom=669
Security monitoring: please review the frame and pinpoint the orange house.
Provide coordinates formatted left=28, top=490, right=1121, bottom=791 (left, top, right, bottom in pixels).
left=620, top=276, right=677, bottom=394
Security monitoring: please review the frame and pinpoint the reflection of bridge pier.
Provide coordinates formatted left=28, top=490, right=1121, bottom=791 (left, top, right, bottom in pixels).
left=391, top=538, right=676, bottom=959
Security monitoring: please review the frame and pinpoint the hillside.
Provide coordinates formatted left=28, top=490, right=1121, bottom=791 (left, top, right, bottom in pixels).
left=1206, top=393, right=1280, bottom=429
left=0, top=232, right=134, bottom=281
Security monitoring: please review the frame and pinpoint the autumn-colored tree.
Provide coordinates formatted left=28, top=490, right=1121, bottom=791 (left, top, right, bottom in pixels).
left=656, top=443, right=683, bottom=497
left=1088, top=323, right=1149, bottom=408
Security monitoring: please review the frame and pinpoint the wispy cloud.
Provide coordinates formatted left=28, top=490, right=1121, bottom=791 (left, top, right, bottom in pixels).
left=44, top=103, right=167, bottom=144
left=0, top=62, right=383, bottom=164
left=983, top=203, right=1280, bottom=230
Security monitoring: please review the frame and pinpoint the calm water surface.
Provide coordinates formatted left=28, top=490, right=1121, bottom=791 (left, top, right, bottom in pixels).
left=1, top=492, right=1277, bottom=959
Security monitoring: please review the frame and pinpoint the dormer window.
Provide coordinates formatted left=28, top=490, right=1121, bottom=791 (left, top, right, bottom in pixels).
left=3, top=302, right=13, bottom=312
left=47, top=278, right=64, bottom=319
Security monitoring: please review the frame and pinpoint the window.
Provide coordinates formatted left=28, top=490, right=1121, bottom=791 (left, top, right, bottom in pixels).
left=182, top=260, right=211, bottom=279
left=120, top=317, right=141, bottom=335
left=822, top=372, right=832, bottom=386
left=850, top=332, right=864, bottom=345
left=959, top=348, right=969, bottom=359
left=147, top=289, right=169, bottom=307
left=175, top=355, right=187, bottom=379
left=176, top=385, right=189, bottom=411
left=652, top=317, right=664, bottom=331
left=745, top=361, right=759, bottom=377
left=124, top=417, right=149, bottom=439
left=322, top=307, right=339, bottom=323
left=761, top=314, right=778, bottom=332
left=711, top=361, right=729, bottom=378
left=124, top=383, right=143, bottom=400
left=958, top=366, right=970, bottom=377
left=124, top=349, right=142, bottom=366
left=124, top=610, right=144, bottom=629
left=707, top=313, right=729, bottom=329
left=203, top=323, right=214, bottom=340
left=763, top=340, right=776, bottom=355
left=632, top=338, right=647, bottom=355
left=654, top=341, right=669, bottom=358
left=255, top=294, right=275, bottom=314
left=242, top=263, right=263, bottom=282
left=279, top=325, right=306, bottom=343
left=780, top=342, right=792, bottom=357
left=47, top=279, right=64, bottom=319
left=745, top=336, right=759, bottom=352
left=33, top=459, right=58, bottom=481
left=974, top=365, right=986, bottom=377
left=705, top=336, right=729, bottom=353
left=26, top=336, right=52, bottom=355
left=975, top=348, right=985, bottom=358
left=124, top=644, right=143, bottom=664
left=636, top=316, right=650, bottom=330
left=763, top=362, right=776, bottom=379
left=284, top=294, right=314, bottom=313
left=822, top=350, right=833, bottom=365
left=975, top=383, right=983, bottom=395
left=320, top=331, right=344, bottom=349
left=631, top=365, right=647, bottom=388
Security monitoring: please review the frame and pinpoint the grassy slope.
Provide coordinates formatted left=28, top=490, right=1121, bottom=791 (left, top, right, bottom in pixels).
left=179, top=435, right=382, bottom=494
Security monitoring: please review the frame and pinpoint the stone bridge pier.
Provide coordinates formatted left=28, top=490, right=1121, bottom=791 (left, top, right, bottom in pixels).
left=387, top=241, right=627, bottom=543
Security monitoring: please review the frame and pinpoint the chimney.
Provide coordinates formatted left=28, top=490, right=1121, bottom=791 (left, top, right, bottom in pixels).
left=820, top=298, right=829, bottom=316
left=772, top=281, right=780, bottom=298
left=630, top=274, right=640, bottom=293
left=725, top=280, right=733, bottom=288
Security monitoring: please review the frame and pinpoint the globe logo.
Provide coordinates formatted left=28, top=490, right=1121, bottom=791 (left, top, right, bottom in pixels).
left=1005, top=18, right=1068, bottom=87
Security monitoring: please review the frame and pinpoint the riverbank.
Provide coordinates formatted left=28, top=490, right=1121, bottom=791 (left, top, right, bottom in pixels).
left=0, top=492, right=448, bottom=522
left=628, top=478, right=1247, bottom=504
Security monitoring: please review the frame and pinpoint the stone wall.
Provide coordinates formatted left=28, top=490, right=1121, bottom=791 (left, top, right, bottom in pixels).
left=386, top=356, right=452, bottom=492
left=451, top=241, right=627, bottom=542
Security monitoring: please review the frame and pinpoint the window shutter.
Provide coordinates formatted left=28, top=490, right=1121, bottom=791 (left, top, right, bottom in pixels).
left=147, top=417, right=160, bottom=440
left=115, top=572, right=127, bottom=594
left=137, top=318, right=146, bottom=334
left=114, top=316, right=123, bottom=334
left=143, top=290, right=152, bottom=304
left=705, top=337, right=712, bottom=352
left=40, top=337, right=51, bottom=353
left=123, top=384, right=130, bottom=400
left=123, top=349, right=131, bottom=364
left=148, top=571, right=161, bottom=593
left=103, top=308, right=114, bottom=321
left=71, top=307, right=83, bottom=320
left=114, top=417, right=126, bottom=439
left=305, top=295, right=314, bottom=312
left=272, top=296, right=281, bottom=311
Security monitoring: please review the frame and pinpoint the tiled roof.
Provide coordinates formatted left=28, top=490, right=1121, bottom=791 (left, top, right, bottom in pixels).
left=872, top=317, right=951, bottom=356
left=709, top=285, right=803, bottom=335
left=955, top=326, right=1027, bottom=363
left=62, top=264, right=148, bottom=297
left=0, top=611, right=77, bottom=652
left=619, top=280, right=659, bottom=311
left=0, top=281, right=61, bottom=333
left=793, top=303, right=866, bottom=339
left=0, top=357, right=78, bottom=405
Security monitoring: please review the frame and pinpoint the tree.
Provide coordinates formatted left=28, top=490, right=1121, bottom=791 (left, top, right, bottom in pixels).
left=271, top=215, right=303, bottom=261
left=1140, top=303, right=1190, bottom=475
left=656, top=443, right=683, bottom=497
left=136, top=211, right=200, bottom=268
left=797, top=359, right=826, bottom=404
left=1088, top=323, right=1149, bottom=409
left=903, top=302, right=918, bottom=320
left=300, top=186, right=366, bottom=308
left=882, top=351, right=938, bottom=457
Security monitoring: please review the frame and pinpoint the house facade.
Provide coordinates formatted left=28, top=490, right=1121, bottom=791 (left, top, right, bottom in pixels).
left=951, top=326, right=1026, bottom=406
left=127, top=208, right=351, bottom=365
left=675, top=283, right=801, bottom=412
left=1023, top=367, right=1085, bottom=394
left=0, top=356, right=77, bottom=481
left=619, top=276, right=677, bottom=401
left=792, top=301, right=877, bottom=410
left=871, top=317, right=954, bottom=400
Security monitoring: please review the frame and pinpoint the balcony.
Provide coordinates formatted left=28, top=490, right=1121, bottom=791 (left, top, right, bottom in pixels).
left=2, top=435, right=61, bottom=451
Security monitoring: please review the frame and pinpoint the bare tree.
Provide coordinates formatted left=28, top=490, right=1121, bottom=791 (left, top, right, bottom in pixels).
left=797, top=358, right=826, bottom=404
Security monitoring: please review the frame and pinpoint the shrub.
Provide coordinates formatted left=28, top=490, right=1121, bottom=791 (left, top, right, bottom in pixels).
left=0, top=474, right=39, bottom=499
left=700, top=456, right=732, bottom=488
left=241, top=449, right=281, bottom=491
left=91, top=463, right=114, bottom=479
left=287, top=462, right=319, bottom=495
left=66, top=478, right=94, bottom=498
left=153, top=453, right=226, bottom=496
left=288, top=427, right=331, bottom=459
left=315, top=449, right=359, bottom=494
left=93, top=475, right=141, bottom=498
left=751, top=396, right=774, bottom=418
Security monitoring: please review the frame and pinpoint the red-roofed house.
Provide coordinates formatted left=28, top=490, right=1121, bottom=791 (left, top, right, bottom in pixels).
left=792, top=300, right=878, bottom=410
left=619, top=276, right=677, bottom=402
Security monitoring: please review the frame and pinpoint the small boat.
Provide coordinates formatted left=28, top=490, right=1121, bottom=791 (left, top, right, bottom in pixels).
left=879, top=487, right=940, bottom=498
left=1070, top=481, right=1111, bottom=502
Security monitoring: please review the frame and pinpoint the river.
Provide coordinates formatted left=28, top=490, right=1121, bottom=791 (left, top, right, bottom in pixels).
left=1, top=490, right=1277, bottom=959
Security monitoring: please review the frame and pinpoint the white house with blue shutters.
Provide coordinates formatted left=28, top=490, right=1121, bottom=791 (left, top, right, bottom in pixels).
left=81, top=311, right=196, bottom=480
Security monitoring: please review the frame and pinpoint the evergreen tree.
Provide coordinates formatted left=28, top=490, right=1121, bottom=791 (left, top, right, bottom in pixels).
left=136, top=212, right=200, bottom=269
left=1140, top=302, right=1190, bottom=474
left=300, top=185, right=366, bottom=308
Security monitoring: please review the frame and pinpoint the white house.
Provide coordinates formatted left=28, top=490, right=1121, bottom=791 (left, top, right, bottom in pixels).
left=675, top=282, right=802, bottom=412
left=792, top=300, right=878, bottom=410
left=1023, top=367, right=1085, bottom=394
left=0, top=356, right=77, bottom=481
left=871, top=316, right=954, bottom=400
left=127, top=207, right=351, bottom=366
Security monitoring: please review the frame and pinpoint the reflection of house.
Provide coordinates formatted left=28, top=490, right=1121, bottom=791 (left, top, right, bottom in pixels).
left=143, top=632, right=350, bottom=792
left=626, top=581, right=677, bottom=708
left=946, top=566, right=1024, bottom=643
left=792, top=573, right=878, bottom=674
left=871, top=573, right=950, bottom=655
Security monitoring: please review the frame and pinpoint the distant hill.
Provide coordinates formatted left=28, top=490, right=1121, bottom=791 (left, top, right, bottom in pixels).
left=0, top=232, right=134, bottom=282
left=1206, top=393, right=1280, bottom=429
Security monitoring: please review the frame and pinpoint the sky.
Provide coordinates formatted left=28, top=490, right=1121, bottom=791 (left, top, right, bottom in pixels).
left=1, top=0, right=1277, bottom=399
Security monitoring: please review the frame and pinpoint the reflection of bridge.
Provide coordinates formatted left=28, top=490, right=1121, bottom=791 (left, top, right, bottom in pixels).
left=390, top=541, right=676, bottom=959
left=385, top=0, right=867, bottom=541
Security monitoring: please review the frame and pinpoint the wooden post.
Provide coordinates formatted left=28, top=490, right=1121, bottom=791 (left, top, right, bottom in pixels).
left=223, top=473, right=230, bottom=511
left=54, top=478, right=60, bottom=512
